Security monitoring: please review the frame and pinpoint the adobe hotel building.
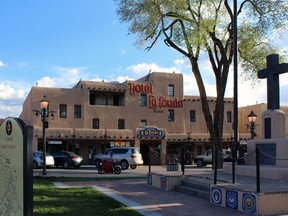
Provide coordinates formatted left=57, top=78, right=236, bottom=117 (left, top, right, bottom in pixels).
left=20, top=72, right=248, bottom=165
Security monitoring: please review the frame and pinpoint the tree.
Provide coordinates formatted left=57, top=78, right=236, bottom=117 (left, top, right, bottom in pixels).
left=114, top=0, right=288, bottom=166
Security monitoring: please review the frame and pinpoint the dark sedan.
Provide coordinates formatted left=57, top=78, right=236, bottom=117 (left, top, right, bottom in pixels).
left=52, top=151, right=83, bottom=169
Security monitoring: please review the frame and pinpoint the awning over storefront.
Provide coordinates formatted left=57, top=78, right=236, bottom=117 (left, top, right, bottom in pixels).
left=166, top=133, right=210, bottom=142
left=166, top=133, right=241, bottom=142
left=34, top=127, right=74, bottom=139
left=74, top=128, right=105, bottom=139
left=105, top=129, right=134, bottom=139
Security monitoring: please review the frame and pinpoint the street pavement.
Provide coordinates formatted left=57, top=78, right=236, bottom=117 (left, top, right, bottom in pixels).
left=34, top=165, right=288, bottom=216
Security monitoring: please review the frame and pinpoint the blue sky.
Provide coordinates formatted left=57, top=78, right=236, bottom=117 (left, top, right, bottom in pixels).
left=0, top=0, right=288, bottom=119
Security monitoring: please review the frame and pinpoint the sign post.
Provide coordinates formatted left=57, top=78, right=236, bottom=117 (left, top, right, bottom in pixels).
left=0, top=117, right=33, bottom=216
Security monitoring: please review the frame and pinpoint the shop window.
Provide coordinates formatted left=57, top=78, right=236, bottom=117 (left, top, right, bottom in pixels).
left=74, top=105, right=81, bottom=118
left=59, top=104, right=67, bottom=118
left=168, top=84, right=174, bottom=96
left=140, top=119, right=147, bottom=128
left=140, top=94, right=147, bottom=106
left=92, top=118, right=100, bottom=129
left=190, top=110, right=196, bottom=122
left=227, top=111, right=232, bottom=123
left=168, top=109, right=175, bottom=122
left=118, top=119, right=125, bottom=129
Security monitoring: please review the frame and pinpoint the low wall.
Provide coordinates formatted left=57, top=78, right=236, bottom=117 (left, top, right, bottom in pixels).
left=211, top=185, right=288, bottom=215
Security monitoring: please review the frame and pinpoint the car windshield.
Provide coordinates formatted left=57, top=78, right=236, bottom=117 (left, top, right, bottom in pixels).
left=68, top=152, right=79, bottom=157
left=104, top=149, right=112, bottom=154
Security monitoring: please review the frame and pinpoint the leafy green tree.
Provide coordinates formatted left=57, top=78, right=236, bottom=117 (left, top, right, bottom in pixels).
left=115, top=0, right=288, bottom=166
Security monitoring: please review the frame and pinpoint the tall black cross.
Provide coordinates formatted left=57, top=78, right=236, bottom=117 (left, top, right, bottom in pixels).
left=258, top=54, right=288, bottom=110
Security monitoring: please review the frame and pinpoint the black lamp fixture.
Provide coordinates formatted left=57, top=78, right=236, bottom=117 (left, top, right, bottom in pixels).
left=247, top=111, right=257, bottom=139
left=33, top=95, right=55, bottom=175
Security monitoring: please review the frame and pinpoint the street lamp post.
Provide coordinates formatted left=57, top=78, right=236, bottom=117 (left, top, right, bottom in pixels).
left=247, top=111, right=257, bottom=139
left=33, top=95, right=55, bottom=175
left=40, top=96, right=49, bottom=175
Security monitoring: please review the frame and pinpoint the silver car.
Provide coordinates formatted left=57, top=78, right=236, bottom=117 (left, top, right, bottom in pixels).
left=33, top=151, right=55, bottom=169
left=93, top=147, right=143, bottom=170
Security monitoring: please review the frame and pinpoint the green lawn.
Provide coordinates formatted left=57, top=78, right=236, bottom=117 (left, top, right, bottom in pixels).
left=33, top=177, right=142, bottom=216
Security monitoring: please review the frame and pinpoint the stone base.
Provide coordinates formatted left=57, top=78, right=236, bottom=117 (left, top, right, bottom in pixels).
left=246, top=138, right=288, bottom=167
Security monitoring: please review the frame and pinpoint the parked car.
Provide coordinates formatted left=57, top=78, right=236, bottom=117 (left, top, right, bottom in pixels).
left=93, top=147, right=143, bottom=170
left=193, top=149, right=232, bottom=167
left=33, top=151, right=55, bottom=169
left=52, top=151, right=83, bottom=169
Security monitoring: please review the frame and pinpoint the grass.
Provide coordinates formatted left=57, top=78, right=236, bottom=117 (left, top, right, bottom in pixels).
left=33, top=177, right=143, bottom=216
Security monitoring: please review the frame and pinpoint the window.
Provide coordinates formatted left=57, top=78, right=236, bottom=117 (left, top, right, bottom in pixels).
left=227, top=111, right=232, bottom=123
left=140, top=119, right=147, bottom=128
left=168, top=84, right=174, bottom=96
left=140, top=94, right=147, bottom=106
left=190, top=110, right=196, bottom=122
left=118, top=119, right=125, bottom=129
left=59, top=104, right=67, bottom=118
left=92, top=118, right=99, bottom=129
left=89, top=90, right=125, bottom=106
left=74, top=105, right=81, bottom=118
left=168, top=109, right=175, bottom=122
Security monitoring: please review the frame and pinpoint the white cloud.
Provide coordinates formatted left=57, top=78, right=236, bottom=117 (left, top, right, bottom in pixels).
left=35, top=66, right=89, bottom=88
left=0, top=81, right=27, bottom=118
left=120, top=49, right=126, bottom=55
left=36, top=76, right=55, bottom=87
left=113, top=75, right=133, bottom=83
left=183, top=73, right=199, bottom=95
left=126, top=62, right=181, bottom=77
left=174, top=59, right=185, bottom=65
left=0, top=82, right=25, bottom=100
left=0, top=83, right=16, bottom=99
left=0, top=105, right=22, bottom=118
left=0, top=60, right=5, bottom=67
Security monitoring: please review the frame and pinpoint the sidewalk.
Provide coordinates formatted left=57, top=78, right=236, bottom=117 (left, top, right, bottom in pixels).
left=55, top=178, right=250, bottom=216
left=54, top=166, right=282, bottom=216
left=50, top=165, right=288, bottom=216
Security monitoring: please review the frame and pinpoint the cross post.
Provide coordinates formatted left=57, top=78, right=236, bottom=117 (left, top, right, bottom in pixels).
left=258, top=54, right=288, bottom=110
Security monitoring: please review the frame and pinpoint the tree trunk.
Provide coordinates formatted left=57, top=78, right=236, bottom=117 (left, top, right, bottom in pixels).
left=190, top=58, right=226, bottom=169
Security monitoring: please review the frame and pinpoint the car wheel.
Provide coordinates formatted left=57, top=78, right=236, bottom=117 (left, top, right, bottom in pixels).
left=130, top=165, right=137, bottom=169
left=196, top=160, right=203, bottom=167
left=63, top=161, right=69, bottom=169
left=95, top=159, right=101, bottom=168
left=120, top=160, right=129, bottom=170
left=98, top=167, right=105, bottom=174
left=33, top=161, right=38, bottom=169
